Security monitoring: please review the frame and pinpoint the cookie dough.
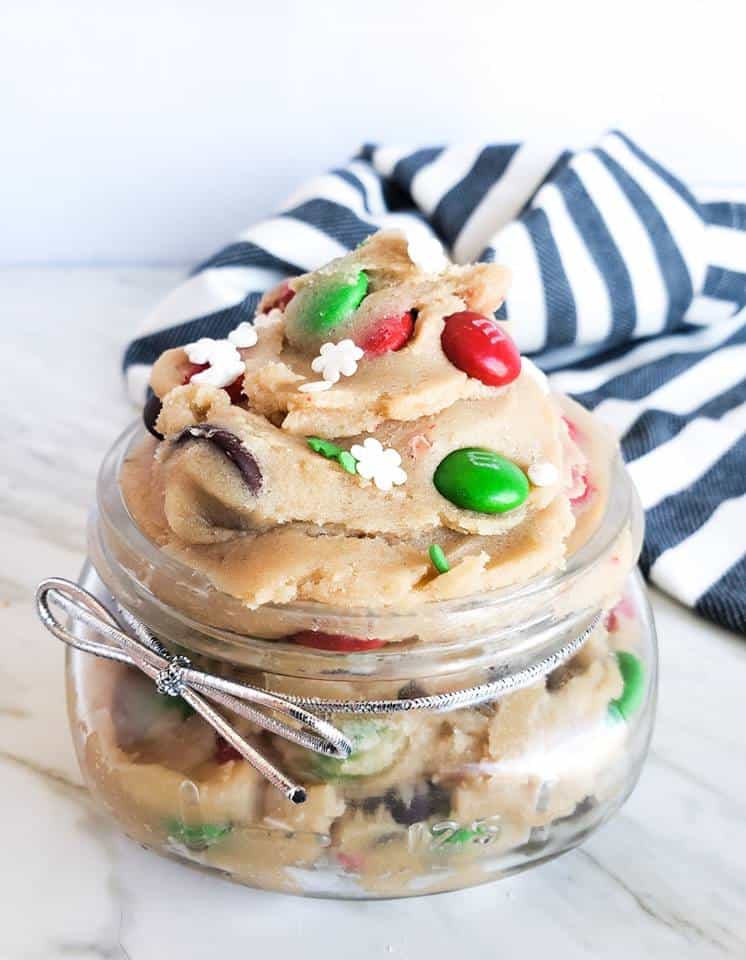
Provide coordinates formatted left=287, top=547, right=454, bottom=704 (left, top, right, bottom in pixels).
left=72, top=230, right=651, bottom=897
left=123, top=230, right=619, bottom=613
left=70, top=608, right=647, bottom=897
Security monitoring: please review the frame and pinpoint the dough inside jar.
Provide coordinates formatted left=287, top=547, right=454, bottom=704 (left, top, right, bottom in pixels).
left=124, top=231, right=619, bottom=614
left=77, top=229, right=650, bottom=897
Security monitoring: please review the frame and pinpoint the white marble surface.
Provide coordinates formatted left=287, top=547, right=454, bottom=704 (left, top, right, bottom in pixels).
left=1, top=268, right=745, bottom=959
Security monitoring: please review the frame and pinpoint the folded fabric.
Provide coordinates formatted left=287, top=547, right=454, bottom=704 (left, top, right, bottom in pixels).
left=124, top=130, right=746, bottom=634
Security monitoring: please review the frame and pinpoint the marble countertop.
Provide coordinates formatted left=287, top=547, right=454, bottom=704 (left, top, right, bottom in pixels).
left=2, top=268, right=744, bottom=959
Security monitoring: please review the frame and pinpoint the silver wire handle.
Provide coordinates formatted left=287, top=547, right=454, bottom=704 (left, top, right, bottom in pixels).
left=36, top=577, right=600, bottom=803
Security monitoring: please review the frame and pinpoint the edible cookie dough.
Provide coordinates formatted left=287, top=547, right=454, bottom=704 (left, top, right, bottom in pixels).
left=69, top=229, right=651, bottom=898
left=71, top=601, right=647, bottom=897
left=123, top=230, right=620, bottom=612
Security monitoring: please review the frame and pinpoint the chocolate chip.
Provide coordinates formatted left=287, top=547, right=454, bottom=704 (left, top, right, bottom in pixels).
left=546, top=659, right=584, bottom=692
left=175, top=424, right=262, bottom=493
left=143, top=393, right=164, bottom=440
left=361, top=795, right=383, bottom=815
left=519, top=825, right=551, bottom=853
left=572, top=795, right=597, bottom=817
left=384, top=781, right=450, bottom=826
left=554, top=795, right=597, bottom=826
left=487, top=662, right=511, bottom=681
left=397, top=680, right=427, bottom=700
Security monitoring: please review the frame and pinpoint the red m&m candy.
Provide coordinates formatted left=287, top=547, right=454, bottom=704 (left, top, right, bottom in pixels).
left=289, top=631, right=386, bottom=652
left=215, top=737, right=243, bottom=764
left=358, top=311, right=415, bottom=357
left=261, top=279, right=296, bottom=313
left=441, top=311, right=521, bottom=387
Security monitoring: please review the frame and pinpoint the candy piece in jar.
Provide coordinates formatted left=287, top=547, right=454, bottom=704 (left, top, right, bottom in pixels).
left=289, top=631, right=386, bottom=652
left=441, top=311, right=521, bottom=387
left=397, top=680, right=427, bottom=700
left=259, top=278, right=296, bottom=313
left=356, top=310, right=415, bottom=357
left=432, top=823, right=492, bottom=847
left=143, top=392, right=164, bottom=440
left=608, top=652, right=645, bottom=722
left=605, top=595, right=637, bottom=633
left=306, top=436, right=358, bottom=475
left=215, top=736, right=243, bottom=764
left=156, top=690, right=195, bottom=720
left=433, top=448, right=529, bottom=514
left=165, top=819, right=232, bottom=851
left=113, top=669, right=193, bottom=747
left=337, top=851, right=365, bottom=873
left=428, top=543, right=450, bottom=574
left=284, top=270, right=368, bottom=346
left=174, top=424, right=262, bottom=493
left=570, top=465, right=595, bottom=507
left=383, top=780, right=451, bottom=826
left=310, top=718, right=407, bottom=780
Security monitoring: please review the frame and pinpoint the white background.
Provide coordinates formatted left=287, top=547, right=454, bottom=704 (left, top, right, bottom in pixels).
left=2, top=0, right=745, bottom=266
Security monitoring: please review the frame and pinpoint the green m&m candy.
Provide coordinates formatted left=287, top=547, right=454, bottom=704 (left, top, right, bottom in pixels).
left=433, top=448, right=529, bottom=514
left=165, top=819, right=232, bottom=850
left=289, top=270, right=368, bottom=342
left=310, top=718, right=406, bottom=781
left=608, top=651, right=645, bottom=722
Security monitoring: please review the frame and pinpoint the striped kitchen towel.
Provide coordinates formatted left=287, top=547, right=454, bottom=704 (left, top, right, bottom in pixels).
left=124, top=130, right=746, bottom=634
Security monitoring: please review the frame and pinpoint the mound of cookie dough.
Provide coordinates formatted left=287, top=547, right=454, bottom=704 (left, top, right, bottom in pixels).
left=72, top=605, right=647, bottom=896
left=123, top=230, right=613, bottom=610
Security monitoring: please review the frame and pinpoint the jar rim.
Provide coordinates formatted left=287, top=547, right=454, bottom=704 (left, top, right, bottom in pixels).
left=88, top=419, right=643, bottom=677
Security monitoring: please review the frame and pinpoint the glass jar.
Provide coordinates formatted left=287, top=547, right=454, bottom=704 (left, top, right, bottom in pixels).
left=66, top=422, right=657, bottom=899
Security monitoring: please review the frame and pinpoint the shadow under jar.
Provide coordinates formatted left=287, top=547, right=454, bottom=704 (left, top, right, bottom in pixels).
left=67, top=422, right=657, bottom=899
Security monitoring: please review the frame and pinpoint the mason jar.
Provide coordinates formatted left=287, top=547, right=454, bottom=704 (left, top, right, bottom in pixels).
left=63, top=422, right=656, bottom=899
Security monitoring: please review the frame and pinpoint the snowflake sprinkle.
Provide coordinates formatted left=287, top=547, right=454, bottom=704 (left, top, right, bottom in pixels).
left=311, top=339, right=364, bottom=383
left=350, top=438, right=407, bottom=492
left=227, top=322, right=258, bottom=349
left=184, top=338, right=246, bottom=388
left=406, top=230, right=448, bottom=273
left=183, top=323, right=258, bottom=390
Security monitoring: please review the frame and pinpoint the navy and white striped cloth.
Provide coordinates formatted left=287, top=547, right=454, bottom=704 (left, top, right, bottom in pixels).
left=124, top=131, right=746, bottom=634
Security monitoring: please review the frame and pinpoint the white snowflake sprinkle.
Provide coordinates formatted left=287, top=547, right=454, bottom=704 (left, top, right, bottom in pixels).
left=407, top=230, right=448, bottom=273
left=184, top=337, right=219, bottom=365
left=311, top=339, right=364, bottom=383
left=298, top=380, right=334, bottom=393
left=350, top=438, right=407, bottom=492
left=528, top=462, right=559, bottom=487
left=227, top=321, right=258, bottom=349
left=184, top=338, right=245, bottom=388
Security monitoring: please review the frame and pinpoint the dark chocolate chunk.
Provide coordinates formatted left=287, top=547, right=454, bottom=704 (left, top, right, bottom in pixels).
left=397, top=680, right=427, bottom=700
left=518, top=825, right=551, bottom=853
left=175, top=424, right=262, bottom=493
left=361, top=795, right=383, bottom=815
left=546, top=658, right=584, bottom=692
left=570, top=795, right=597, bottom=818
left=384, top=780, right=451, bottom=827
left=486, top=662, right=511, bottom=681
left=143, top=392, right=164, bottom=440
left=554, top=795, right=597, bottom=826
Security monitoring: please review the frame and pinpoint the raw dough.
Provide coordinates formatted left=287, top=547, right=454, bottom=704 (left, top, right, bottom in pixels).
left=125, top=231, right=617, bottom=612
